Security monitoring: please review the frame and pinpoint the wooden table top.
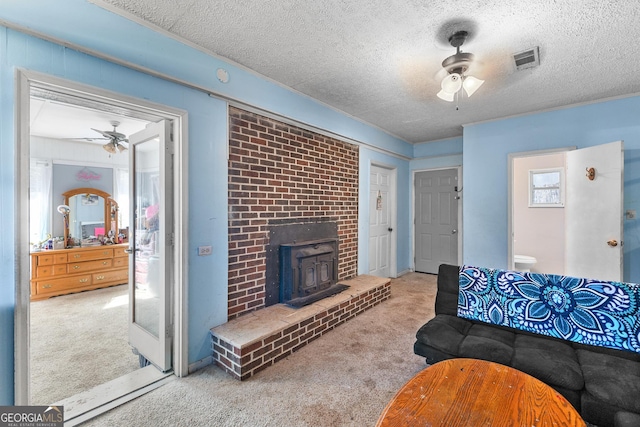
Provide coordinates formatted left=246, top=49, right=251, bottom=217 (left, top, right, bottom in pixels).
left=376, top=358, right=586, bottom=427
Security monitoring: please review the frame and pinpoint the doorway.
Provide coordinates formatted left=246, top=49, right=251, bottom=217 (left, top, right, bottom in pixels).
left=508, top=142, right=624, bottom=281
left=15, top=70, right=188, bottom=422
left=369, top=164, right=397, bottom=278
left=414, top=168, right=460, bottom=274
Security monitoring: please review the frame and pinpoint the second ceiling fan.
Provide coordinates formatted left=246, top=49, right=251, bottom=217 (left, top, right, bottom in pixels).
left=92, top=120, right=129, bottom=154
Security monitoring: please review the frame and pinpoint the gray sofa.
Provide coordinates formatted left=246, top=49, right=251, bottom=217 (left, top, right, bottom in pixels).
left=414, top=264, right=640, bottom=427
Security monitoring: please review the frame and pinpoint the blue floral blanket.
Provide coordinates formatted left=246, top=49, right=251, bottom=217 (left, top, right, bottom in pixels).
left=457, top=265, right=640, bottom=353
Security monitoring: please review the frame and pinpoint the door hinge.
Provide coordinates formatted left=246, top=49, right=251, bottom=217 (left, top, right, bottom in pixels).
left=168, top=232, right=175, bottom=246
left=166, top=325, right=173, bottom=338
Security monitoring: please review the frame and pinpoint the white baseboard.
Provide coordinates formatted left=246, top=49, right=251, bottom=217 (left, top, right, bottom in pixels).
left=188, top=356, right=213, bottom=373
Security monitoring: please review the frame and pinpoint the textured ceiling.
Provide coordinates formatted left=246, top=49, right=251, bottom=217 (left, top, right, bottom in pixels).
left=92, top=0, right=640, bottom=144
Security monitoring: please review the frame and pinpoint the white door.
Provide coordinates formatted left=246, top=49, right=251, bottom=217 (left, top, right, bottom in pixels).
left=369, top=165, right=394, bottom=277
left=565, top=141, right=623, bottom=281
left=128, top=120, right=173, bottom=371
left=414, top=169, right=459, bottom=274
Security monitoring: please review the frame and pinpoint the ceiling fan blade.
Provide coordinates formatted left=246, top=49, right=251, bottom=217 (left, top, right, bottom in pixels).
left=434, top=67, right=449, bottom=83
left=103, top=130, right=127, bottom=140
left=63, top=137, right=109, bottom=142
left=91, top=128, right=112, bottom=139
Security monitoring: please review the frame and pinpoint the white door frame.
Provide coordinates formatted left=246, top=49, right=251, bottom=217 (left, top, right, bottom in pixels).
left=411, top=166, right=463, bottom=271
left=370, top=162, right=397, bottom=278
left=14, top=69, right=189, bottom=404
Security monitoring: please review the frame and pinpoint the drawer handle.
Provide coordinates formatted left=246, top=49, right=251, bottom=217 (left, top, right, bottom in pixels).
left=104, top=251, right=109, bottom=255
left=103, top=261, right=108, bottom=265
left=74, top=254, right=80, bottom=258
left=79, top=278, right=88, bottom=283
left=96, top=275, right=105, bottom=280
left=73, top=265, right=80, bottom=269
left=42, top=284, right=52, bottom=289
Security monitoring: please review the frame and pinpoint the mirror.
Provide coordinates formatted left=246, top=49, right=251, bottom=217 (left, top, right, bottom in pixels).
left=62, top=187, right=118, bottom=247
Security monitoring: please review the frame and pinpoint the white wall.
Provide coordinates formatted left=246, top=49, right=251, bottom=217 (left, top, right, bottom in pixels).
left=31, top=136, right=129, bottom=167
left=513, top=153, right=565, bottom=274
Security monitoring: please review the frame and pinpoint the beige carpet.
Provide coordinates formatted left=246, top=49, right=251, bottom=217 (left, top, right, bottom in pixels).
left=83, top=272, right=436, bottom=426
left=30, top=284, right=140, bottom=405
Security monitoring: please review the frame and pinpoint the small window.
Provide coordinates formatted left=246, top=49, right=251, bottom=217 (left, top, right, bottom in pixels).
left=529, top=168, right=564, bottom=207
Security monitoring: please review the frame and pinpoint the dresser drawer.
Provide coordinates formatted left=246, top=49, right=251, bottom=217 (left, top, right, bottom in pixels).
left=36, top=274, right=92, bottom=295
left=113, top=257, right=129, bottom=268
left=53, top=254, right=68, bottom=264
left=114, top=247, right=129, bottom=258
left=36, top=254, right=54, bottom=266
left=68, top=248, right=114, bottom=262
left=68, top=258, right=113, bottom=273
left=92, top=269, right=128, bottom=284
left=36, top=264, right=67, bottom=278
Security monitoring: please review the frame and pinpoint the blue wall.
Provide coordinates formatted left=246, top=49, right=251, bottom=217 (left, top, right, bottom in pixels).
left=463, top=96, right=640, bottom=282
left=413, top=136, right=463, bottom=159
left=0, top=0, right=412, bottom=405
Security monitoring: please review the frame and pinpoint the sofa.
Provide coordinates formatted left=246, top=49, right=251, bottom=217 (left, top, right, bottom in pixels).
left=414, top=264, right=640, bottom=427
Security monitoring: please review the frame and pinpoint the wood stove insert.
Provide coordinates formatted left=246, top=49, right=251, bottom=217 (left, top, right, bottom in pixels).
left=279, top=238, right=348, bottom=308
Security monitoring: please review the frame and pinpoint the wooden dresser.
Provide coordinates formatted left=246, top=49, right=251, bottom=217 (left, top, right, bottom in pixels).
left=30, top=243, right=129, bottom=300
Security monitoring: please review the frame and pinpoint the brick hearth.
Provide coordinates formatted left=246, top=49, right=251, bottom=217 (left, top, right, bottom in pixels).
left=211, top=275, right=390, bottom=380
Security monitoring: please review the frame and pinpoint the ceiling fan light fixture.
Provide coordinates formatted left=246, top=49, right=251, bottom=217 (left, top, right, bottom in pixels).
left=462, top=75, right=484, bottom=97
left=103, top=142, right=117, bottom=154
left=441, top=73, right=463, bottom=93
left=436, top=30, right=484, bottom=103
left=437, top=89, right=455, bottom=102
left=116, top=143, right=127, bottom=152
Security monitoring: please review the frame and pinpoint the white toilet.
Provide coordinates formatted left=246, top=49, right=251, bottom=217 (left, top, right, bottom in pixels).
left=514, top=255, right=537, bottom=272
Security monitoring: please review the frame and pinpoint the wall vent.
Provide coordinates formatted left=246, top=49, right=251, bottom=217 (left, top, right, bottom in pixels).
left=513, top=47, right=540, bottom=70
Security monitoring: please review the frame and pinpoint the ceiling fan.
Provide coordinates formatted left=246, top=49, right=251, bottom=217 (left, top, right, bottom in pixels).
left=436, top=30, right=485, bottom=102
left=92, top=120, right=128, bottom=154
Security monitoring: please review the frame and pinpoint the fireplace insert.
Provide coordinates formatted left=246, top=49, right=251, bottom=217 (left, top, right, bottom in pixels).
left=279, top=238, right=348, bottom=307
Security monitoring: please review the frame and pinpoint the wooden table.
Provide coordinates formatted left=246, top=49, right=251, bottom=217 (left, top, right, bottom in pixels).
left=376, top=358, right=586, bottom=427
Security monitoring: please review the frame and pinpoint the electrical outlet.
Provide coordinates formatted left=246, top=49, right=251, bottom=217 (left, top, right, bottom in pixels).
left=198, top=245, right=213, bottom=256
left=626, top=210, right=636, bottom=220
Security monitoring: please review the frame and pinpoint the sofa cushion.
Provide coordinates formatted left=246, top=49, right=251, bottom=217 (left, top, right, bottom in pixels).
left=415, top=314, right=471, bottom=355
left=512, top=335, right=584, bottom=391
left=577, top=349, right=640, bottom=414
left=573, top=342, right=640, bottom=363
left=435, top=264, right=460, bottom=316
left=615, top=411, right=640, bottom=427
left=458, top=323, right=515, bottom=365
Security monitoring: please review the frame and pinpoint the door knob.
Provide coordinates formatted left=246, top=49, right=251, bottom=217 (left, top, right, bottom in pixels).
left=607, top=239, right=618, bottom=247
left=388, top=227, right=393, bottom=232
left=452, top=229, right=458, bottom=234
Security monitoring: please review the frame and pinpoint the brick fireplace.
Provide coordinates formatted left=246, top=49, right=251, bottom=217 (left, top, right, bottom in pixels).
left=227, top=107, right=359, bottom=320
left=214, top=108, right=390, bottom=381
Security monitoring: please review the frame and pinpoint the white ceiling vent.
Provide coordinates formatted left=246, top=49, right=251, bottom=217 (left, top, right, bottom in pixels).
left=513, top=47, right=540, bottom=70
